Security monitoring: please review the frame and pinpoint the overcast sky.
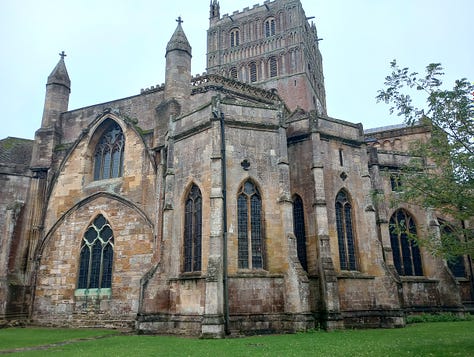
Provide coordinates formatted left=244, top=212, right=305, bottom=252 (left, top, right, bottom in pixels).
left=1, top=0, right=472, bottom=140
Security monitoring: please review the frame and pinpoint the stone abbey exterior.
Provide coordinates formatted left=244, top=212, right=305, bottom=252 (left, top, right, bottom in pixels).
left=0, top=0, right=472, bottom=336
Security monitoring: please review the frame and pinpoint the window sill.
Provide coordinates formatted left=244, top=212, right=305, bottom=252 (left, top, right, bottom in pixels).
left=400, top=276, right=437, bottom=283
left=74, top=288, right=111, bottom=298
left=85, top=177, right=123, bottom=188
left=171, top=272, right=204, bottom=281
left=231, top=270, right=283, bottom=279
left=337, top=271, right=375, bottom=279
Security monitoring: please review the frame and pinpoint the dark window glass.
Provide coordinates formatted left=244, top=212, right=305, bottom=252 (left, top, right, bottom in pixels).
left=265, top=18, right=275, bottom=37
left=238, top=180, right=264, bottom=269
left=440, top=222, right=466, bottom=278
left=184, top=185, right=202, bottom=272
left=389, top=209, right=423, bottom=276
left=230, top=29, right=240, bottom=47
left=335, top=190, right=357, bottom=270
left=230, top=67, right=238, bottom=79
left=77, top=214, right=114, bottom=289
left=269, top=57, right=277, bottom=77
left=293, top=195, right=308, bottom=271
left=390, top=174, right=402, bottom=191
left=93, top=123, right=124, bottom=181
left=250, top=62, right=257, bottom=82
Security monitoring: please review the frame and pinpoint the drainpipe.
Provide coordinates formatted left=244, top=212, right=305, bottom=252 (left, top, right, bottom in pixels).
left=220, top=111, right=230, bottom=335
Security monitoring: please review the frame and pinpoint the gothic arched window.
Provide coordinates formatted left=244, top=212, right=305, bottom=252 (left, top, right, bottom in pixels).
left=264, top=18, right=276, bottom=37
left=335, top=190, right=357, bottom=270
left=230, top=67, right=238, bottom=80
left=78, top=214, right=114, bottom=289
left=439, top=221, right=466, bottom=278
left=238, top=180, right=264, bottom=269
left=269, top=56, right=278, bottom=78
left=293, top=195, right=308, bottom=271
left=389, top=209, right=423, bottom=276
left=249, top=62, right=257, bottom=83
left=230, top=28, right=240, bottom=47
left=93, top=122, right=124, bottom=181
left=184, top=184, right=202, bottom=272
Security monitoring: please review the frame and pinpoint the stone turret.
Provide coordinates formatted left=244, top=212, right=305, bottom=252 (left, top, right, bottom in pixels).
left=40, top=52, right=70, bottom=128
left=164, top=18, right=192, bottom=112
left=32, top=52, right=70, bottom=168
left=209, top=0, right=220, bottom=24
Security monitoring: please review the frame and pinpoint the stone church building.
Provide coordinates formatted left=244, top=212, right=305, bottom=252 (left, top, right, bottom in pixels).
left=0, top=0, right=472, bottom=336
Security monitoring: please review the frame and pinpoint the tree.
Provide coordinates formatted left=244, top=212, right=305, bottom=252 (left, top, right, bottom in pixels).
left=376, top=60, right=474, bottom=259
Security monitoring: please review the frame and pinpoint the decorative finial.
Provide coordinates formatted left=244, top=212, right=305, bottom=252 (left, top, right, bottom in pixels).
left=59, top=51, right=67, bottom=59
left=176, top=16, right=183, bottom=25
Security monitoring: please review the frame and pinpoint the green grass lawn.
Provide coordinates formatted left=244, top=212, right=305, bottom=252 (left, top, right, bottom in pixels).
left=1, top=321, right=473, bottom=356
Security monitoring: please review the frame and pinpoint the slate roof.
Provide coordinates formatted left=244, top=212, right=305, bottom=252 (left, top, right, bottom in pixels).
left=0, top=137, right=34, bottom=166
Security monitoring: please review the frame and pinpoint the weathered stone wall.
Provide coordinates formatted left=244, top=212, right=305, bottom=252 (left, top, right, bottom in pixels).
left=367, top=125, right=464, bottom=313
left=0, top=137, right=33, bottom=318
left=59, top=91, right=165, bottom=144
left=0, top=172, right=31, bottom=317
left=30, top=111, right=157, bottom=327
left=33, top=195, right=155, bottom=327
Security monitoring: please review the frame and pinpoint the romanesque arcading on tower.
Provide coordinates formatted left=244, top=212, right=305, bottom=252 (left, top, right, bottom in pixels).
left=206, top=0, right=327, bottom=114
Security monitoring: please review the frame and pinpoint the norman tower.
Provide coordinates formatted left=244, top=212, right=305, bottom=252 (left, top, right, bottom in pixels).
left=207, top=0, right=326, bottom=114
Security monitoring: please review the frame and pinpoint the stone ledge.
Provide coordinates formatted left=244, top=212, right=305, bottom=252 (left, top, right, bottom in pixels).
left=74, top=288, right=111, bottom=298
left=337, top=271, right=375, bottom=279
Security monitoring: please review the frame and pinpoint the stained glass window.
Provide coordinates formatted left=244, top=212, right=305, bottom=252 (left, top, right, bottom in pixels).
left=440, top=221, right=466, bottom=278
left=238, top=180, right=264, bottom=269
left=293, top=195, right=308, bottom=271
left=184, top=184, right=202, bottom=272
left=335, top=190, right=357, bottom=270
left=93, top=122, right=124, bottom=181
left=389, top=209, right=423, bottom=276
left=78, top=214, right=114, bottom=289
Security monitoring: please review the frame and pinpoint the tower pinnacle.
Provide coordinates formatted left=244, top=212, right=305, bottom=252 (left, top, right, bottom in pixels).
left=47, top=51, right=71, bottom=90
left=166, top=18, right=192, bottom=57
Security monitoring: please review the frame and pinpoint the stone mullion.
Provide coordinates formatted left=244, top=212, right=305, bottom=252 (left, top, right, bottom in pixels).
left=310, top=131, right=342, bottom=329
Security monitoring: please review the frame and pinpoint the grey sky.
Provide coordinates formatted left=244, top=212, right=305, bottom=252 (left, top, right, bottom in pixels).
left=0, top=0, right=472, bottom=139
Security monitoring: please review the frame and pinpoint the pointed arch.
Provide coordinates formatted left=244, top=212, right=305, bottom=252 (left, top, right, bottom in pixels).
left=92, top=120, right=125, bottom=180
left=229, top=66, right=238, bottom=80
left=183, top=183, right=202, bottom=272
left=237, top=179, right=264, bottom=269
left=77, top=214, right=114, bottom=289
left=438, top=219, right=466, bottom=278
left=292, top=194, right=307, bottom=271
left=389, top=209, right=423, bottom=276
left=335, top=189, right=358, bottom=271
